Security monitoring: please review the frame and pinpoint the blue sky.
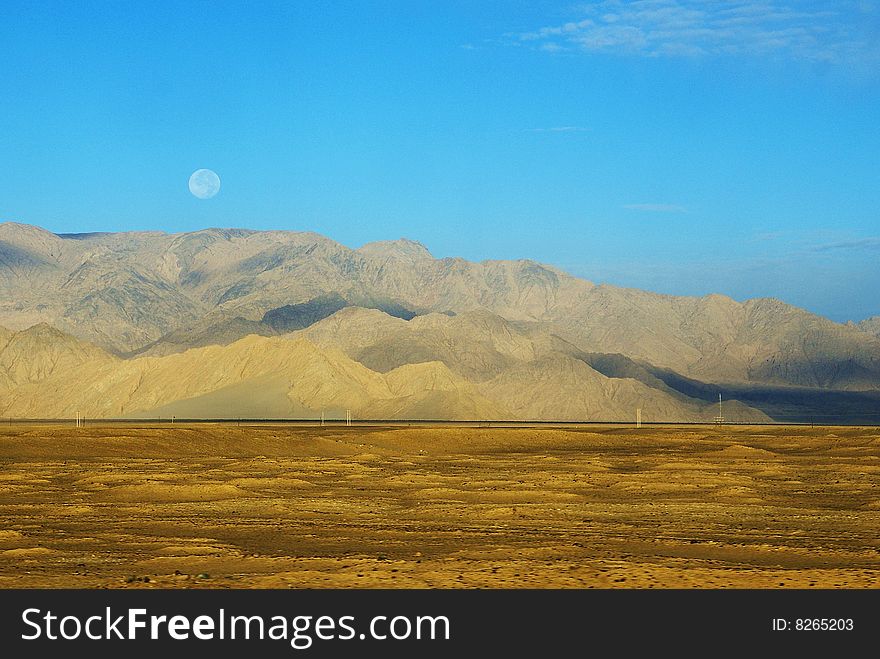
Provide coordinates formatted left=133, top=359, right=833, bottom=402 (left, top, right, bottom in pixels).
left=1, top=1, right=878, bottom=321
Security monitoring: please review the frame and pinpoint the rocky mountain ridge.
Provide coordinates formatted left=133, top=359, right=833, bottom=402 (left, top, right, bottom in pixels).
left=1, top=221, right=878, bottom=422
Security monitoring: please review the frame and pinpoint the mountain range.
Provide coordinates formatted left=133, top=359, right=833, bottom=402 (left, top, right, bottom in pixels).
left=1, top=221, right=878, bottom=422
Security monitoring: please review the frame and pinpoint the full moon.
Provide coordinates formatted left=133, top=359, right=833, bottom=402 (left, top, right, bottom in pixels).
left=188, top=169, right=221, bottom=199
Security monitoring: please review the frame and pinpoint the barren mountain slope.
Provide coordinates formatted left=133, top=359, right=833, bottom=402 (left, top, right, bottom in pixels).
left=0, top=334, right=395, bottom=419
left=2, top=221, right=877, bottom=391
left=302, top=308, right=769, bottom=421
left=0, top=323, right=118, bottom=391
left=477, top=354, right=769, bottom=423
left=857, top=316, right=880, bottom=338
left=0, top=323, right=760, bottom=421
left=0, top=325, right=507, bottom=420
left=300, top=307, right=581, bottom=381
left=546, top=289, right=880, bottom=388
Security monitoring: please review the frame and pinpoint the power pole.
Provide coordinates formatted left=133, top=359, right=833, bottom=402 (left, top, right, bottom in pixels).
left=714, top=393, right=724, bottom=426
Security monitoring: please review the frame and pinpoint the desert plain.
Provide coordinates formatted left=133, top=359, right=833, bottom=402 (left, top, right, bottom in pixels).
left=0, top=423, right=877, bottom=589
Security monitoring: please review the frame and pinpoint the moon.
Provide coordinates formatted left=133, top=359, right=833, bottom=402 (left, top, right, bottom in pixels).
left=188, top=169, right=221, bottom=199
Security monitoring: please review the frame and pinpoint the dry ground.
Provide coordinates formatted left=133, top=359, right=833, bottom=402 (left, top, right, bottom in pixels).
left=0, top=423, right=877, bottom=588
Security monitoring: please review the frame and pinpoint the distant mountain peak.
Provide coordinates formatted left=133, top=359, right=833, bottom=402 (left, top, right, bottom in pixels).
left=0, top=220, right=54, bottom=233
left=357, top=238, right=432, bottom=261
left=20, top=322, right=65, bottom=336
left=0, top=221, right=64, bottom=244
left=187, top=227, right=258, bottom=240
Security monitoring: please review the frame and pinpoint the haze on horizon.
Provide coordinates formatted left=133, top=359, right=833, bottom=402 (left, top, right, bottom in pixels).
left=1, top=1, right=878, bottom=322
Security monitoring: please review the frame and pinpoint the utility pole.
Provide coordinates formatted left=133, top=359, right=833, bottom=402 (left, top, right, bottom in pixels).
left=714, top=393, right=724, bottom=426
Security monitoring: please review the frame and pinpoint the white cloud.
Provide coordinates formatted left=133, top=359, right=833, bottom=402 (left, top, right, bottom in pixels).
left=513, top=1, right=879, bottom=65
left=812, top=237, right=880, bottom=251
left=623, top=203, right=687, bottom=212
left=525, top=126, right=592, bottom=132
left=540, top=42, right=564, bottom=52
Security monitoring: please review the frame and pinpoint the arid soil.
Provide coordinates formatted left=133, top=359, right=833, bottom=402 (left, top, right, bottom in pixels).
left=0, top=423, right=877, bottom=588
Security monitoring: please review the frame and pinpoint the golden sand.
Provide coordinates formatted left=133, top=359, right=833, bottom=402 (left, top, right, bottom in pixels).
left=0, top=423, right=877, bottom=588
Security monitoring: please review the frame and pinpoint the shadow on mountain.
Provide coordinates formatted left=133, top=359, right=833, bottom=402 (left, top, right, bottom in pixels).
left=262, top=293, right=350, bottom=332
left=582, top=351, right=880, bottom=424
left=263, top=293, right=419, bottom=333
left=125, top=316, right=275, bottom=358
